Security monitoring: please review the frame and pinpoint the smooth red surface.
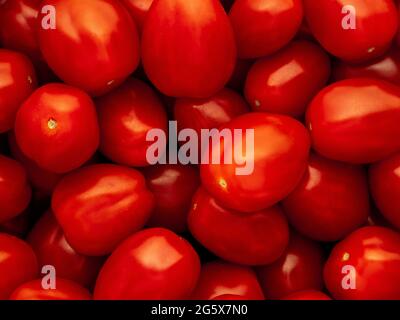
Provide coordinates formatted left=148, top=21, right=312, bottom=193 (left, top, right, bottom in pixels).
left=121, top=0, right=154, bottom=31
left=188, top=188, right=289, bottom=265
left=0, top=233, right=38, bottom=300
left=245, top=41, right=330, bottom=117
left=306, top=78, right=400, bottom=164
left=283, top=154, right=370, bottom=241
left=257, top=233, right=324, bottom=299
left=142, top=0, right=236, bottom=98
left=201, top=113, right=310, bottom=213
left=282, top=290, right=331, bottom=300
left=52, top=164, right=154, bottom=256
left=94, top=228, right=200, bottom=300
left=38, top=0, right=140, bottom=96
left=324, top=226, right=400, bottom=300
left=229, top=0, right=303, bottom=59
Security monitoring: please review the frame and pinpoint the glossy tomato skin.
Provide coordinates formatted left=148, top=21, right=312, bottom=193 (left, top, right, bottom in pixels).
left=188, top=188, right=289, bottom=265
left=144, top=164, right=200, bottom=233
left=282, top=290, right=331, bottom=300
left=173, top=88, right=249, bottom=135
left=201, top=113, right=310, bottom=213
left=28, top=211, right=104, bottom=288
left=142, top=0, right=236, bottom=98
left=304, top=0, right=398, bottom=62
left=38, top=0, right=140, bottom=96
left=229, top=0, right=303, bottom=59
left=0, top=49, right=37, bottom=133
left=245, top=41, right=330, bottom=118
left=121, top=0, right=154, bottom=31
left=94, top=228, right=200, bottom=300
left=256, top=233, right=324, bottom=299
left=97, top=78, right=167, bottom=167
left=10, top=278, right=91, bottom=300
left=52, top=164, right=154, bottom=256
left=306, top=78, right=400, bottom=164
left=283, top=154, right=370, bottom=241
left=191, top=261, right=264, bottom=300
left=370, top=153, right=400, bottom=230
left=15, top=83, right=99, bottom=173
left=0, top=233, right=38, bottom=299
left=324, top=226, right=400, bottom=300
left=0, top=155, right=32, bottom=223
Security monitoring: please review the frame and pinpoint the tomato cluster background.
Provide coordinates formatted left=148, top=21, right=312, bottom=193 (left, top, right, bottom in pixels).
left=1, top=0, right=400, bottom=301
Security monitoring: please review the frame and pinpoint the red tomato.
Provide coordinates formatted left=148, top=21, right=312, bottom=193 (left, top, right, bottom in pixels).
left=15, top=83, right=99, bottom=173
left=0, top=49, right=37, bottom=133
left=201, top=113, right=310, bottom=213
left=28, top=211, right=104, bottom=288
left=256, top=232, right=324, bottom=299
left=229, top=0, right=303, bottom=59
left=0, top=233, right=38, bottom=299
left=324, top=226, right=400, bottom=300
left=303, top=0, right=398, bottom=62
left=306, top=78, right=400, bottom=164
left=173, top=88, right=249, bottom=135
left=121, top=0, right=154, bottom=31
left=283, top=154, right=370, bottom=241
left=370, top=152, right=400, bottom=230
left=332, top=49, right=400, bottom=85
left=191, top=261, right=264, bottom=300
left=0, top=155, right=31, bottom=223
left=52, top=164, right=154, bottom=256
left=141, top=0, right=236, bottom=98
left=143, top=164, right=200, bottom=233
left=38, top=0, right=140, bottom=96
left=282, top=290, right=331, bottom=300
left=94, top=228, right=200, bottom=300
left=10, top=278, right=91, bottom=300
left=97, top=78, right=167, bottom=167
left=188, top=188, right=289, bottom=265
left=245, top=41, right=330, bottom=118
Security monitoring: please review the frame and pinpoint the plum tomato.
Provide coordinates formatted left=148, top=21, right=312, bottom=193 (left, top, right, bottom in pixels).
left=188, top=188, right=289, bottom=265
left=244, top=41, right=331, bottom=118
left=15, top=83, right=99, bottom=173
left=38, top=0, right=140, bottom=96
left=141, top=0, right=236, bottom=98
left=94, top=228, right=200, bottom=300
left=306, top=78, right=400, bottom=164
left=229, top=0, right=303, bottom=59
left=281, top=290, right=331, bottom=300
left=121, top=0, right=154, bottom=32
left=200, top=113, right=310, bottom=213
left=324, top=226, right=400, bottom=300
left=51, top=164, right=154, bottom=256
left=282, top=153, right=370, bottom=242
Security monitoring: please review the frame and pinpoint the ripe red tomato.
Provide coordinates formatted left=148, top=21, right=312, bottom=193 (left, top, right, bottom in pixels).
left=283, top=154, right=370, bottom=241
left=188, top=188, right=289, bottom=265
left=191, top=261, right=264, bottom=300
left=173, top=88, right=249, bottom=135
left=0, top=49, right=37, bottom=133
left=0, top=233, right=38, bottom=299
left=282, top=290, right=331, bottom=300
left=15, top=83, right=99, bottom=173
left=141, top=0, right=236, bottom=98
left=244, top=41, right=330, bottom=117
left=201, top=113, right=310, bottom=213
left=306, top=78, right=400, bottom=164
left=256, top=232, right=324, bottom=299
left=370, top=152, right=400, bottom=230
left=229, top=0, right=303, bottom=59
left=27, top=211, right=104, bottom=288
left=0, top=155, right=31, bottom=223
left=10, top=278, right=91, bottom=300
left=303, top=0, right=398, bottom=62
left=94, top=228, right=200, bottom=300
left=143, top=164, right=200, bottom=233
left=38, top=0, right=140, bottom=96
left=52, top=164, right=154, bottom=256
left=121, top=0, right=154, bottom=32
left=324, top=226, right=400, bottom=300
left=97, top=78, right=167, bottom=167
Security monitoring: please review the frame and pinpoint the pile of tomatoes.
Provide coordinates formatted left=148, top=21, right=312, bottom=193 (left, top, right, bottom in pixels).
left=2, top=0, right=400, bottom=301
